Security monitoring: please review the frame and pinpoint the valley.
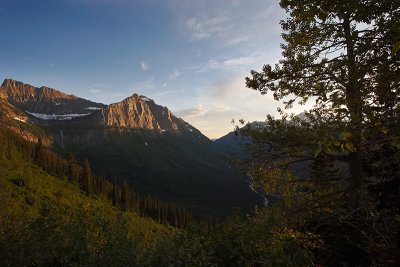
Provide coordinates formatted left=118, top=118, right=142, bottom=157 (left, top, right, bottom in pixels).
left=0, top=78, right=261, bottom=215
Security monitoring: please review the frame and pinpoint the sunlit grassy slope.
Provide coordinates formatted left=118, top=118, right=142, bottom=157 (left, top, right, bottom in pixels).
left=0, top=134, right=175, bottom=266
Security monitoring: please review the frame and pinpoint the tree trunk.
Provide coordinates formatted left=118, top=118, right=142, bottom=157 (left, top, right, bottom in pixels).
left=343, top=15, right=364, bottom=193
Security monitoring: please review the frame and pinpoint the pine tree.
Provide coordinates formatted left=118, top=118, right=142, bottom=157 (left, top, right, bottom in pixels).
left=34, top=138, right=45, bottom=166
left=246, top=0, right=400, bottom=202
left=309, top=154, right=342, bottom=185
left=112, top=177, right=118, bottom=206
left=244, top=1, right=400, bottom=264
left=120, top=179, right=130, bottom=211
left=2, top=138, right=10, bottom=160
left=81, top=159, right=93, bottom=196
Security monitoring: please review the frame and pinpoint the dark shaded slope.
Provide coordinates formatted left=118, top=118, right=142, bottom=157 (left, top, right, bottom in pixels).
left=48, top=123, right=261, bottom=215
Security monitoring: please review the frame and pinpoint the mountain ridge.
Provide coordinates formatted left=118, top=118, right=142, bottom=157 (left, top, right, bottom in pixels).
left=1, top=79, right=195, bottom=134
left=86, top=94, right=182, bottom=132
left=0, top=79, right=106, bottom=115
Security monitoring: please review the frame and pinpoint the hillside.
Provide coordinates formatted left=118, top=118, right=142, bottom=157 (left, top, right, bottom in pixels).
left=0, top=127, right=317, bottom=266
left=0, top=128, right=175, bottom=266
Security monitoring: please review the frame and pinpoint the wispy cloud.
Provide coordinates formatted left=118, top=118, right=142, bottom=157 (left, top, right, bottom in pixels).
left=132, top=78, right=157, bottom=91
left=88, top=83, right=109, bottom=94
left=175, top=103, right=232, bottom=119
left=152, top=89, right=178, bottom=97
left=175, top=105, right=207, bottom=118
left=88, top=88, right=102, bottom=94
left=185, top=15, right=227, bottom=41
left=194, top=54, right=261, bottom=74
left=223, top=56, right=255, bottom=67
left=140, top=61, right=149, bottom=71
left=168, top=69, right=182, bottom=80
left=90, top=83, right=109, bottom=88
left=165, top=53, right=261, bottom=81
left=168, top=0, right=284, bottom=48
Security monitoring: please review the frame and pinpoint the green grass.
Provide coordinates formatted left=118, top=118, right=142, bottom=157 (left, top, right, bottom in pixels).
left=0, top=137, right=176, bottom=266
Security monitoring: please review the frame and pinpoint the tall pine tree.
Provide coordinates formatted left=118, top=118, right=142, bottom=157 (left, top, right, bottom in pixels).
left=246, top=0, right=400, bottom=203
left=242, top=0, right=400, bottom=264
left=112, top=177, right=118, bottom=206
left=81, top=159, right=93, bottom=196
left=120, top=179, right=130, bottom=211
left=67, top=153, right=79, bottom=183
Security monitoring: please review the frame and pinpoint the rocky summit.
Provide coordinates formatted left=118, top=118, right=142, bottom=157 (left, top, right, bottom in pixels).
left=0, top=79, right=105, bottom=115
left=88, top=94, right=181, bottom=131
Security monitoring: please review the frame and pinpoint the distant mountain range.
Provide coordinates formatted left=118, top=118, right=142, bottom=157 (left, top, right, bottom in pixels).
left=214, top=121, right=267, bottom=160
left=215, top=120, right=349, bottom=183
left=0, top=79, right=261, bottom=215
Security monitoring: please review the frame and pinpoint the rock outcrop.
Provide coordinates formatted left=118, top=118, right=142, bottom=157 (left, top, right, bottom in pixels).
left=0, top=79, right=105, bottom=115
left=88, top=94, right=181, bottom=131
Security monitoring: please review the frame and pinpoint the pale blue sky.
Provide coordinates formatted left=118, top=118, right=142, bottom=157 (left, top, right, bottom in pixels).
left=0, top=0, right=307, bottom=138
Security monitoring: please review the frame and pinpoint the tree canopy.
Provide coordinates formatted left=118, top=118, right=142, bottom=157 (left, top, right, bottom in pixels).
left=246, top=0, right=400, bottom=194
left=244, top=0, right=400, bottom=264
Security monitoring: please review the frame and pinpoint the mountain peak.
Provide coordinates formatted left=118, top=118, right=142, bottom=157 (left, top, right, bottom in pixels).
left=139, top=95, right=154, bottom=103
left=1, top=79, right=76, bottom=101
left=122, top=94, right=154, bottom=103
left=89, top=93, right=180, bottom=131
left=2, top=78, right=20, bottom=87
left=0, top=79, right=105, bottom=115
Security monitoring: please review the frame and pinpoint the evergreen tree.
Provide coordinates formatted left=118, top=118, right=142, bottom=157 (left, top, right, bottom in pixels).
left=67, top=153, right=79, bottom=183
left=2, top=138, right=10, bottom=160
left=246, top=0, right=400, bottom=202
left=34, top=138, right=45, bottom=166
left=243, top=0, right=400, bottom=264
left=112, top=177, right=118, bottom=206
left=120, top=180, right=130, bottom=211
left=81, top=159, right=93, bottom=196
left=309, top=154, right=342, bottom=185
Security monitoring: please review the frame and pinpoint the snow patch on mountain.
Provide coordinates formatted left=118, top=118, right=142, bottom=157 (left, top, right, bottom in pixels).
left=140, top=96, right=153, bottom=102
left=26, top=111, right=90, bottom=120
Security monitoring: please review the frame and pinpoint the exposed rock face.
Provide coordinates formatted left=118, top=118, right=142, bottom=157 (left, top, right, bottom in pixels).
left=88, top=94, right=181, bottom=131
left=0, top=78, right=201, bottom=147
left=0, top=87, right=5, bottom=99
left=0, top=79, right=106, bottom=115
left=0, top=97, right=51, bottom=145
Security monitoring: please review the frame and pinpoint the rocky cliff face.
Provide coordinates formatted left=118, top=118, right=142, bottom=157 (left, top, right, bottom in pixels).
left=87, top=94, right=181, bottom=131
left=0, top=79, right=105, bottom=115
left=0, top=97, right=51, bottom=145
left=0, top=86, right=6, bottom=99
left=0, top=78, right=201, bottom=147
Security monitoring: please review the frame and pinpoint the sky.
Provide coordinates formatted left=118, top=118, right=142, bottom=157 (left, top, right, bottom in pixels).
left=0, top=0, right=309, bottom=138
